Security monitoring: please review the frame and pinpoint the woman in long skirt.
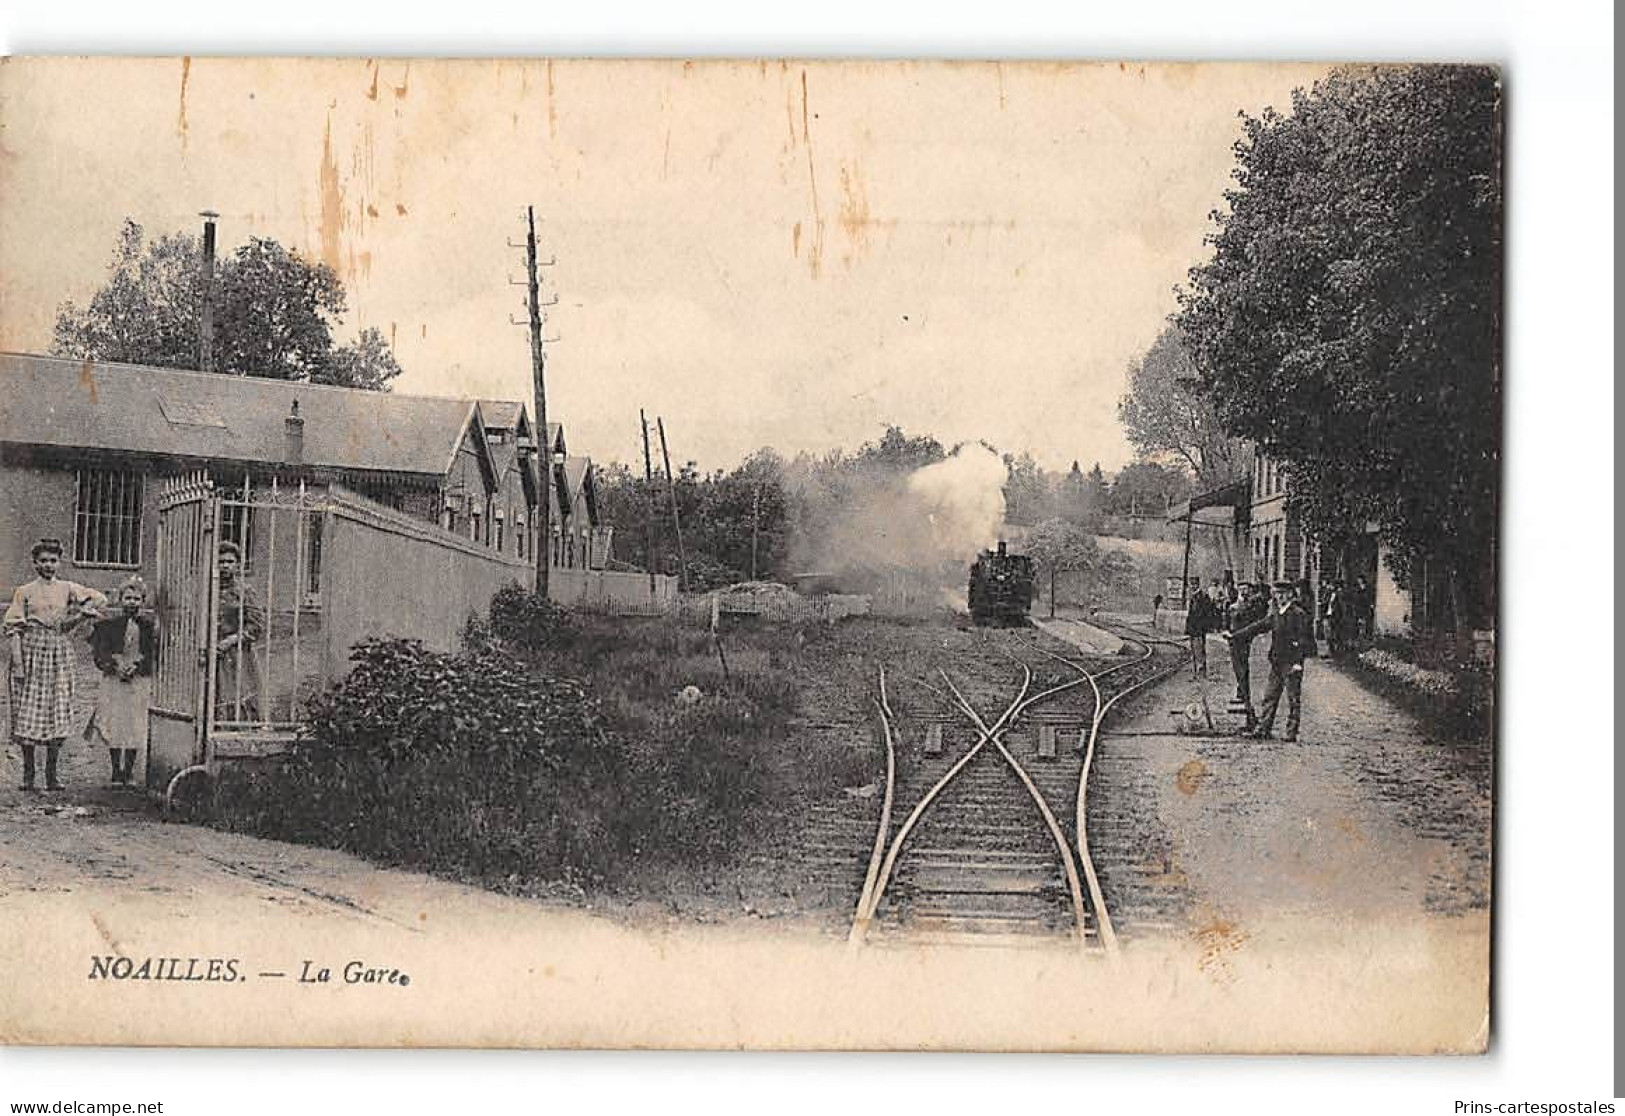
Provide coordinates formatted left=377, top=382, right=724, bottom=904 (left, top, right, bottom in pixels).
left=5, top=538, right=107, bottom=792
left=85, top=575, right=157, bottom=788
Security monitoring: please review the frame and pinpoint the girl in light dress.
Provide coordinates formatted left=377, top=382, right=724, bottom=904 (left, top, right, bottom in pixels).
left=5, top=538, right=107, bottom=792
left=85, top=575, right=158, bottom=789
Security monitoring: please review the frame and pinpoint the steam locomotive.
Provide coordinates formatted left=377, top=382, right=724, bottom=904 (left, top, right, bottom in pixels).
left=968, top=541, right=1035, bottom=626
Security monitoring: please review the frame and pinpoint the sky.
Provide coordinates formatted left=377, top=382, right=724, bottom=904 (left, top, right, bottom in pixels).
left=0, top=58, right=1329, bottom=474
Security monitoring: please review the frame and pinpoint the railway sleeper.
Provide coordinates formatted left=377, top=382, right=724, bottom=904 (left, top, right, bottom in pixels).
left=901, top=914, right=1073, bottom=937
left=901, top=874, right=1064, bottom=897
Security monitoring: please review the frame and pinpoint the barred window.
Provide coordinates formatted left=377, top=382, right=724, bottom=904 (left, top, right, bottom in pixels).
left=74, top=469, right=143, bottom=567
left=220, top=503, right=254, bottom=564
left=305, top=513, right=324, bottom=594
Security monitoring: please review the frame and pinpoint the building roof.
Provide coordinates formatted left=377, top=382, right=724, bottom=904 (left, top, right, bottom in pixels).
left=0, top=351, right=489, bottom=479
left=479, top=400, right=523, bottom=430
left=561, top=455, right=592, bottom=496
left=489, top=439, right=540, bottom=506
left=1166, top=477, right=1251, bottom=525
left=561, top=456, right=598, bottom=523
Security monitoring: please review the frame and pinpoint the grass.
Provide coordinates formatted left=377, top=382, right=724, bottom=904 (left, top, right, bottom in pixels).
left=1334, top=636, right=1494, bottom=744
left=210, top=599, right=890, bottom=917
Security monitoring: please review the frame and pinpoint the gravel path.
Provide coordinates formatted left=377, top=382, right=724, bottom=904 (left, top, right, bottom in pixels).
left=1088, top=632, right=1490, bottom=979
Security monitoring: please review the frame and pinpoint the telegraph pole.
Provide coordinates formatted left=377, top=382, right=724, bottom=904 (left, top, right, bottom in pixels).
left=520, top=207, right=557, bottom=597
left=199, top=211, right=219, bottom=373
left=656, top=417, right=688, bottom=592
left=750, top=480, right=762, bottom=581
left=640, top=410, right=658, bottom=594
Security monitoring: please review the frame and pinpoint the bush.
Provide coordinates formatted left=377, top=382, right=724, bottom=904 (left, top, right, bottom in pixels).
left=214, top=637, right=620, bottom=882
left=488, top=581, right=577, bottom=652
left=212, top=626, right=805, bottom=889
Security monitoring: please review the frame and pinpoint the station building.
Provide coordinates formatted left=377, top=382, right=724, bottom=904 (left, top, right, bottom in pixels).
left=1169, top=446, right=1414, bottom=637
left=0, top=351, right=609, bottom=599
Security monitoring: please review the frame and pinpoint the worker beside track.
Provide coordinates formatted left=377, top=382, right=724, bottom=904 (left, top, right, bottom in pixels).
left=1227, top=582, right=1268, bottom=732
left=1223, top=580, right=1314, bottom=742
left=1183, top=579, right=1222, bottom=679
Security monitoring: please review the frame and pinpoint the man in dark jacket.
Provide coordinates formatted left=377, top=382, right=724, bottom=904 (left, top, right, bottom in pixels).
left=1183, top=580, right=1221, bottom=678
left=1322, top=581, right=1347, bottom=657
left=1352, top=575, right=1373, bottom=642
left=1225, top=581, right=1315, bottom=741
left=1227, top=582, right=1269, bottom=731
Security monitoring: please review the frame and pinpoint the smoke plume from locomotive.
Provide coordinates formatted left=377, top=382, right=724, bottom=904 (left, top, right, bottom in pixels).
left=788, top=444, right=1007, bottom=605
left=906, top=446, right=1009, bottom=559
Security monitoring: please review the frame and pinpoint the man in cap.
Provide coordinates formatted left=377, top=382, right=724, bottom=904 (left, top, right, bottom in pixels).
left=1226, top=581, right=1269, bottom=732
left=1223, top=580, right=1314, bottom=741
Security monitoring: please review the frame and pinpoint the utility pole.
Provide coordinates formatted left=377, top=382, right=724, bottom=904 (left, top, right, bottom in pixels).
left=749, top=480, right=762, bottom=581
left=199, top=211, right=218, bottom=373
left=518, top=206, right=558, bottom=597
left=656, top=417, right=688, bottom=592
left=640, top=410, right=658, bottom=594
left=1180, top=506, right=1194, bottom=608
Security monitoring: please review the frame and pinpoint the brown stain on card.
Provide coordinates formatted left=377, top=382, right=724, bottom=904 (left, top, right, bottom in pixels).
left=1175, top=758, right=1208, bottom=795
left=546, top=61, right=558, bottom=140
left=176, top=58, right=191, bottom=147
left=1191, top=914, right=1250, bottom=984
left=90, top=912, right=121, bottom=955
left=837, top=162, right=870, bottom=257
left=317, top=115, right=347, bottom=275
left=79, top=360, right=98, bottom=405
left=799, top=69, right=824, bottom=277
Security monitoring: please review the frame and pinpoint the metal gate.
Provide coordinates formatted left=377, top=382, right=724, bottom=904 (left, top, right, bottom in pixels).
left=149, top=472, right=217, bottom=791
left=149, top=470, right=328, bottom=797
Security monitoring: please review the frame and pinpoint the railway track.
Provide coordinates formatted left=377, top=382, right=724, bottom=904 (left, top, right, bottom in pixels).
left=848, top=622, right=1189, bottom=953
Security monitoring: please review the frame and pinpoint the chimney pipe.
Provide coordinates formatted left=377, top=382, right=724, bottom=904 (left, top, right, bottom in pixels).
left=285, top=399, right=305, bottom=464
left=199, top=210, right=219, bottom=373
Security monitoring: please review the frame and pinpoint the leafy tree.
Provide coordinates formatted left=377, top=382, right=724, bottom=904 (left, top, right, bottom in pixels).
left=319, top=326, right=403, bottom=390
left=52, top=221, right=205, bottom=369
left=1001, top=451, right=1053, bottom=526
left=1118, top=325, right=1248, bottom=486
left=1023, top=517, right=1102, bottom=618
left=1106, top=461, right=1190, bottom=517
left=214, top=236, right=347, bottom=383
left=592, top=449, right=792, bottom=587
left=1054, top=461, right=1098, bottom=530
left=855, top=425, right=946, bottom=474
left=1175, top=65, right=1500, bottom=629
left=1083, top=463, right=1111, bottom=513
left=591, top=461, right=656, bottom=572
left=52, top=219, right=402, bottom=391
